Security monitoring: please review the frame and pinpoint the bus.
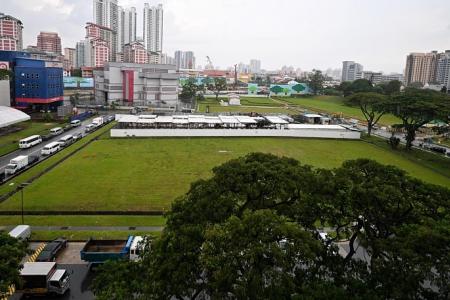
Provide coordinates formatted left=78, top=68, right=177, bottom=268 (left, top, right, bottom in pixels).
left=19, top=135, right=42, bottom=149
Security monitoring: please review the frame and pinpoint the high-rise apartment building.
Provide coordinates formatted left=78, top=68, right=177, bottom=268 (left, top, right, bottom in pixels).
left=76, top=41, right=86, bottom=68
left=93, top=0, right=118, bottom=60
left=436, top=50, right=450, bottom=87
left=85, top=38, right=109, bottom=68
left=250, top=59, right=261, bottom=74
left=404, top=52, right=440, bottom=86
left=341, top=61, right=364, bottom=82
left=63, top=47, right=76, bottom=71
left=123, top=41, right=148, bottom=64
left=118, top=7, right=137, bottom=50
left=36, top=32, right=62, bottom=54
left=0, top=13, right=23, bottom=51
left=143, top=3, right=163, bottom=53
left=174, top=50, right=196, bottom=69
left=174, top=50, right=183, bottom=70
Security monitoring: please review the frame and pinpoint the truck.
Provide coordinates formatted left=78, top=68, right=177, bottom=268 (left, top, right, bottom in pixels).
left=4, top=155, right=38, bottom=175
left=80, top=236, right=144, bottom=265
left=18, top=262, right=70, bottom=296
left=8, top=225, right=31, bottom=240
left=36, top=238, right=68, bottom=262
left=92, top=117, right=104, bottom=127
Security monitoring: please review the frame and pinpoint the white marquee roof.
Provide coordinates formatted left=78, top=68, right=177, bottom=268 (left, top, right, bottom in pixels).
left=0, top=106, right=31, bottom=128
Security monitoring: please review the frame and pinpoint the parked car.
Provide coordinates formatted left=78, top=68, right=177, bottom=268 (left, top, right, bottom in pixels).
left=36, top=238, right=68, bottom=262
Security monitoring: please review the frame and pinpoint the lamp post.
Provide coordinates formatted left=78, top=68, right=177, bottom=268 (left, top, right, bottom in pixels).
left=18, top=183, right=30, bottom=224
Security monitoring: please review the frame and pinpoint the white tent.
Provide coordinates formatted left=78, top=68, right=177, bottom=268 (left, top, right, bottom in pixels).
left=0, top=106, right=31, bottom=128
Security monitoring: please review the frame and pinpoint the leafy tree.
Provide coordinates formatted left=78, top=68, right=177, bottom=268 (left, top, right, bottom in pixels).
left=388, top=88, right=450, bottom=149
left=350, top=79, right=374, bottom=94
left=292, top=83, right=306, bottom=94
left=379, top=80, right=402, bottom=95
left=0, top=69, right=13, bottom=80
left=69, top=92, right=80, bottom=106
left=0, top=232, right=28, bottom=295
left=95, top=154, right=450, bottom=299
left=71, top=69, right=82, bottom=77
left=180, top=78, right=204, bottom=104
left=207, top=77, right=227, bottom=100
left=346, top=92, right=388, bottom=136
left=91, top=260, right=142, bottom=300
left=307, top=69, right=325, bottom=95
left=270, top=85, right=283, bottom=95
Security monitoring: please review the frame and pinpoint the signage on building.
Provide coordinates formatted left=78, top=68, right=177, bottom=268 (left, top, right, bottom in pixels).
left=45, top=61, right=63, bottom=68
left=0, top=61, right=10, bottom=70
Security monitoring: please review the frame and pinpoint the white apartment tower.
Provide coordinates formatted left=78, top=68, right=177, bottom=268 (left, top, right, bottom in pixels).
left=342, top=61, right=364, bottom=82
left=143, top=3, right=163, bottom=53
left=118, top=7, right=137, bottom=51
left=250, top=59, right=261, bottom=74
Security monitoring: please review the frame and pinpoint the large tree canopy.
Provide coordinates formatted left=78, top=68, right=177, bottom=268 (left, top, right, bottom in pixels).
left=346, top=92, right=389, bottom=136
left=388, top=88, right=450, bottom=149
left=93, top=153, right=450, bottom=300
left=0, top=232, right=28, bottom=295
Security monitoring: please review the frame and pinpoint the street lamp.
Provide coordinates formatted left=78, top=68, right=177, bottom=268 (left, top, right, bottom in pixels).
left=18, top=183, right=30, bottom=224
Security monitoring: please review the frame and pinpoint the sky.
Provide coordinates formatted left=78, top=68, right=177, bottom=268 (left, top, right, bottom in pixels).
left=2, top=0, right=450, bottom=73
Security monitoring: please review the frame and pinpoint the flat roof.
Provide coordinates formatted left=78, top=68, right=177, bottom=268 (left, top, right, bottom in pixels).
left=265, top=116, right=289, bottom=124
left=234, top=116, right=257, bottom=124
left=303, top=114, right=323, bottom=118
left=219, top=115, right=240, bottom=124
left=21, top=262, right=56, bottom=276
left=50, top=269, right=66, bottom=281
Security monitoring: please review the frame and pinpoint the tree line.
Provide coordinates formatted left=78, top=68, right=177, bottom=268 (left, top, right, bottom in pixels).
left=91, top=153, right=450, bottom=300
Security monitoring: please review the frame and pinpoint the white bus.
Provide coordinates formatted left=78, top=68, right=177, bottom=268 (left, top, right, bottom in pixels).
left=19, top=135, right=42, bottom=149
left=41, top=142, right=61, bottom=156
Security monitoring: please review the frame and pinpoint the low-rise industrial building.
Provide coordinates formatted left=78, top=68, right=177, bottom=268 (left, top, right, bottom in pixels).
left=94, top=62, right=179, bottom=108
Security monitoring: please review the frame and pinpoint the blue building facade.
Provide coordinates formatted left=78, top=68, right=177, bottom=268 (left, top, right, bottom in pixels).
left=0, top=50, right=63, bottom=110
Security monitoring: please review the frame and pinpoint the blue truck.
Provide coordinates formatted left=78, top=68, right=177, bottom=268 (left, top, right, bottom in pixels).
left=80, top=236, right=143, bottom=265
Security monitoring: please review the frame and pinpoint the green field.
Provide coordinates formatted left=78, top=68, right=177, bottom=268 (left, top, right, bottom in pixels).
left=276, top=96, right=401, bottom=125
left=197, top=97, right=294, bottom=114
left=1, top=137, right=449, bottom=214
left=0, top=121, right=61, bottom=156
left=31, top=230, right=161, bottom=241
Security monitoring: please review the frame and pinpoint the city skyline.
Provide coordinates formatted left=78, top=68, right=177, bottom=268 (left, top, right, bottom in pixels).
left=1, top=0, right=450, bottom=72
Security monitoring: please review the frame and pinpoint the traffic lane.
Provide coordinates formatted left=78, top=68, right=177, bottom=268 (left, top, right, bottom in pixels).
left=0, top=118, right=98, bottom=172
left=11, top=264, right=95, bottom=300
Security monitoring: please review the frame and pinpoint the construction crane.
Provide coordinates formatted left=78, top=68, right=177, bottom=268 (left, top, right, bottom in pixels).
left=205, top=56, right=214, bottom=70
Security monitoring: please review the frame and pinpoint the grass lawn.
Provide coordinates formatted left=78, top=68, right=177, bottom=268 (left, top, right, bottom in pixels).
left=276, top=96, right=401, bottom=125
left=0, top=215, right=165, bottom=227
left=1, top=137, right=449, bottom=213
left=0, top=121, right=61, bottom=156
left=197, top=97, right=294, bottom=114
left=31, top=230, right=161, bottom=241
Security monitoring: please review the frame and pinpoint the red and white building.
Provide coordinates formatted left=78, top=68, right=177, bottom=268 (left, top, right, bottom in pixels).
left=0, top=13, right=23, bottom=51
left=123, top=41, right=148, bottom=64
left=88, top=38, right=109, bottom=68
left=36, top=32, right=62, bottom=54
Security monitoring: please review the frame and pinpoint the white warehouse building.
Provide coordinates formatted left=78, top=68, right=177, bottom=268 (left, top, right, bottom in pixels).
left=94, top=62, right=179, bottom=108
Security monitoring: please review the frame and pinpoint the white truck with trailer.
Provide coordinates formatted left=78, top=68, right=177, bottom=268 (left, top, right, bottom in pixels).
left=18, top=262, right=70, bottom=296
left=4, top=155, right=38, bottom=175
left=92, top=117, right=104, bottom=127
left=8, top=225, right=31, bottom=240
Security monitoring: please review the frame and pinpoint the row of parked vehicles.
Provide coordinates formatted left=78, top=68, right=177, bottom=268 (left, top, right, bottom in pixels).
left=4, top=116, right=114, bottom=177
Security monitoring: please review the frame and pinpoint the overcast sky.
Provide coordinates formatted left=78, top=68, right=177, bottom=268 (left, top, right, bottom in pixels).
left=2, top=0, right=450, bottom=73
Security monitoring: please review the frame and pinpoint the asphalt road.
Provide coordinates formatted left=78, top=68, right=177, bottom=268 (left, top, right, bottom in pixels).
left=0, top=118, right=103, bottom=175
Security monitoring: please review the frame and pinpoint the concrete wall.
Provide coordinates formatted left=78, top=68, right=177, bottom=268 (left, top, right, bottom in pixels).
left=111, top=128, right=361, bottom=139
left=0, top=80, right=11, bottom=106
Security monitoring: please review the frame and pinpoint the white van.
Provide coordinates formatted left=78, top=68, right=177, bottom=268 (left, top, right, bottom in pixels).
left=70, top=120, right=81, bottom=127
left=41, top=142, right=61, bottom=156
left=58, top=135, right=74, bottom=147
left=85, top=124, right=95, bottom=133
left=50, top=127, right=63, bottom=136
left=9, top=225, right=31, bottom=240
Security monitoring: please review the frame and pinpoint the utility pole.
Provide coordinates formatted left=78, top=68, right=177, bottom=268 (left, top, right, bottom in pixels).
left=234, top=64, right=238, bottom=90
left=19, top=183, right=30, bottom=224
